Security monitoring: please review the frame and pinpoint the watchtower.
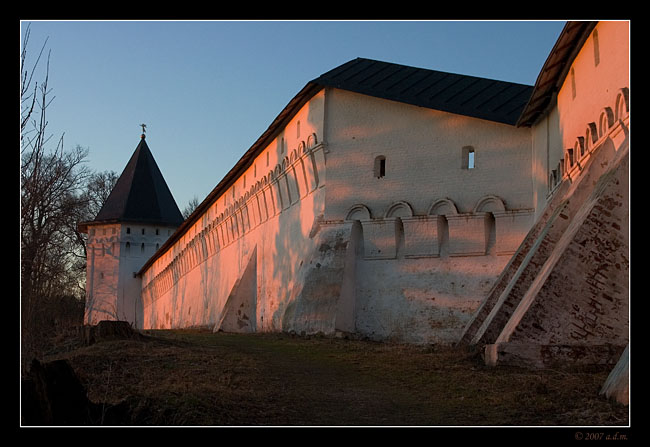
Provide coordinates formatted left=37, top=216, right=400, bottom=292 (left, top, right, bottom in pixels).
left=79, top=131, right=183, bottom=328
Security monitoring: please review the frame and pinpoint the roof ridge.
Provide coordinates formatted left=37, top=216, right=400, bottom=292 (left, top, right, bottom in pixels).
left=312, top=57, right=533, bottom=125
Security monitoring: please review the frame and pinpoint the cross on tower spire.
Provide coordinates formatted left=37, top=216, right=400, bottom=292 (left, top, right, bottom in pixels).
left=140, top=123, right=147, bottom=139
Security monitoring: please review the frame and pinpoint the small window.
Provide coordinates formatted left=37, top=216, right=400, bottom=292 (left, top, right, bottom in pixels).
left=156, top=228, right=159, bottom=235
left=593, top=29, right=600, bottom=67
left=462, top=146, right=475, bottom=169
left=126, top=227, right=131, bottom=234
left=374, top=156, right=386, bottom=178
left=125, top=242, right=131, bottom=253
left=141, top=228, right=145, bottom=235
left=570, top=68, right=576, bottom=99
left=297, top=120, right=301, bottom=138
left=141, top=243, right=145, bottom=253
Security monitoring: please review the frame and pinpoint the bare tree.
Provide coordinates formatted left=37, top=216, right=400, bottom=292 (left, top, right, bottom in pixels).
left=182, top=195, right=201, bottom=219
left=21, top=25, right=93, bottom=361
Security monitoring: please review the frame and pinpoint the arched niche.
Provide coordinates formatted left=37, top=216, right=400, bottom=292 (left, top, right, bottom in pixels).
left=346, top=204, right=372, bottom=221
left=428, top=198, right=458, bottom=216
left=566, top=148, right=575, bottom=170
left=384, top=201, right=414, bottom=219
left=574, top=136, right=585, bottom=160
left=585, top=123, right=598, bottom=151
left=473, top=195, right=506, bottom=213
left=307, top=133, right=318, bottom=149
left=598, top=107, right=615, bottom=138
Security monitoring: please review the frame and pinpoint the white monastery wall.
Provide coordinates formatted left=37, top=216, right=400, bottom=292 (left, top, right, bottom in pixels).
left=319, top=89, right=537, bottom=343
left=556, top=21, right=629, bottom=155
left=141, top=91, right=331, bottom=332
left=529, top=22, right=628, bottom=224
left=535, top=21, right=629, bottom=202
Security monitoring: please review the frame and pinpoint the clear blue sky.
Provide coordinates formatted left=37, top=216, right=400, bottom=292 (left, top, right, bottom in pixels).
left=21, top=20, right=566, bottom=212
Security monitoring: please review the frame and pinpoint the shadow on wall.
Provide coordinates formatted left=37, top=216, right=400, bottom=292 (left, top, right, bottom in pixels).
left=85, top=253, right=121, bottom=325
left=216, top=246, right=258, bottom=332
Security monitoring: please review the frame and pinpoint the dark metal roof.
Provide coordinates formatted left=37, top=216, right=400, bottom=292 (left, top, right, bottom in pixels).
left=517, top=21, right=598, bottom=127
left=312, top=58, right=534, bottom=126
left=85, top=136, right=184, bottom=229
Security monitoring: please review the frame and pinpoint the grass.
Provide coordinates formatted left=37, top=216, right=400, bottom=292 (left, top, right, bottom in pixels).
left=39, top=328, right=629, bottom=427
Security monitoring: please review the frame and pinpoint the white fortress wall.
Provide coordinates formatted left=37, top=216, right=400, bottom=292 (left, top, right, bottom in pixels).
left=531, top=21, right=629, bottom=221
left=556, top=21, right=629, bottom=154
left=141, top=90, right=330, bottom=331
left=323, top=89, right=536, bottom=343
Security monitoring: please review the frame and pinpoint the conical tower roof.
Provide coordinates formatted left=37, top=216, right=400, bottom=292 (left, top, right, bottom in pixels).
left=91, top=135, right=184, bottom=227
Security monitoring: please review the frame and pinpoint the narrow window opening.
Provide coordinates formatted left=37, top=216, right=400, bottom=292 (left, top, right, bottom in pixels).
left=125, top=242, right=131, bottom=254
left=593, top=29, right=600, bottom=66
left=374, top=156, right=386, bottom=178
left=462, top=146, right=475, bottom=169
left=141, top=243, right=145, bottom=253
left=266, top=151, right=269, bottom=167
left=126, top=227, right=131, bottom=234
left=297, top=120, right=301, bottom=138
left=156, top=228, right=159, bottom=235
left=570, top=68, right=576, bottom=99
left=141, top=228, right=145, bottom=235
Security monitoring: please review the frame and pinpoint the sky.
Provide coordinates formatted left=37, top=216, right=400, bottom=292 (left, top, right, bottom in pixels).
left=20, top=20, right=567, bottom=213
